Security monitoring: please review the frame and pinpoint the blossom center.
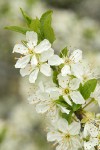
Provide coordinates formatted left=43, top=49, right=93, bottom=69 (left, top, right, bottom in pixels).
left=64, top=88, right=70, bottom=94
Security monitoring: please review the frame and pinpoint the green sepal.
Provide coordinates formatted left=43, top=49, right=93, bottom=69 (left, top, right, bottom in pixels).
left=60, top=47, right=69, bottom=58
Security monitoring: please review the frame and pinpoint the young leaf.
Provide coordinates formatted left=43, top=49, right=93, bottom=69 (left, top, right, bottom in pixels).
left=80, top=79, right=97, bottom=100
left=20, top=8, right=32, bottom=26
left=40, top=10, right=56, bottom=43
left=30, top=17, right=40, bottom=33
left=53, top=70, right=59, bottom=85
left=30, top=17, right=42, bottom=42
left=56, top=96, right=72, bottom=110
left=61, top=111, right=73, bottom=124
left=60, top=47, right=68, bottom=58
left=5, top=26, right=31, bottom=34
left=72, top=102, right=81, bottom=112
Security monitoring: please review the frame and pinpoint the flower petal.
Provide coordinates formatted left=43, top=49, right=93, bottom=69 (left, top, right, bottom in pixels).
left=39, top=48, right=54, bottom=62
left=61, top=65, right=71, bottom=76
left=31, top=55, right=38, bottom=66
left=50, top=91, right=60, bottom=100
left=47, top=131, right=62, bottom=142
left=13, top=44, right=28, bottom=54
left=84, top=138, right=98, bottom=150
left=20, top=64, right=33, bottom=77
left=59, top=105, right=70, bottom=114
left=70, top=49, right=82, bottom=63
left=70, top=91, right=85, bottom=104
left=69, top=122, right=80, bottom=135
left=36, top=102, right=49, bottom=113
left=58, top=73, right=70, bottom=88
left=29, top=68, right=39, bottom=83
left=71, top=63, right=83, bottom=80
left=40, top=63, right=51, bottom=76
left=63, top=95, right=72, bottom=106
left=26, top=31, right=38, bottom=46
left=48, top=55, right=64, bottom=66
left=15, top=55, right=31, bottom=68
left=58, top=118, right=68, bottom=133
left=34, top=39, right=51, bottom=53
left=69, top=78, right=80, bottom=90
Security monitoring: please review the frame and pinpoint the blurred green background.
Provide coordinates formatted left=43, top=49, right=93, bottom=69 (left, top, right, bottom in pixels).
left=0, top=0, right=100, bottom=149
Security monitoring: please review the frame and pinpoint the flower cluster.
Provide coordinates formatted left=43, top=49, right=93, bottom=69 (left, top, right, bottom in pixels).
left=6, top=10, right=100, bottom=150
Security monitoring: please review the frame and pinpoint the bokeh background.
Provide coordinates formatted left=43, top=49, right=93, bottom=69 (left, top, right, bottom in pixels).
left=0, top=0, right=100, bottom=149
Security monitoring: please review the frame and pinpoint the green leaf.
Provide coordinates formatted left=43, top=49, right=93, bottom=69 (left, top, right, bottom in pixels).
left=0, top=128, right=7, bottom=144
left=80, top=79, right=97, bottom=100
left=20, top=8, right=32, bottom=26
left=30, top=17, right=42, bottom=42
left=61, top=111, right=73, bottom=124
left=60, top=47, right=68, bottom=58
left=40, top=10, right=56, bottom=43
left=53, top=70, right=59, bottom=85
left=5, top=26, right=31, bottom=34
left=30, top=17, right=40, bottom=33
left=56, top=96, right=72, bottom=109
left=72, top=103, right=81, bottom=112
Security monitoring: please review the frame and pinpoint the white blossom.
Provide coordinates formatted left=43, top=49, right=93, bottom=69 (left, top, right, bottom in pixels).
left=13, top=31, right=63, bottom=83
left=58, top=73, right=85, bottom=105
left=71, top=61, right=99, bottom=83
left=47, top=118, right=81, bottom=150
left=91, top=84, right=100, bottom=107
left=83, top=119, right=100, bottom=150
left=61, top=49, right=82, bottom=76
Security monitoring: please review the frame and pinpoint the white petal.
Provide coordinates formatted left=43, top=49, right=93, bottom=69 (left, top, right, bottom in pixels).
left=13, top=44, right=28, bottom=54
left=15, top=55, right=30, bottom=68
left=20, top=64, right=33, bottom=77
left=47, top=131, right=62, bottom=142
left=57, top=73, right=70, bottom=88
left=70, top=91, right=85, bottom=104
left=34, top=39, right=51, bottom=53
left=63, top=95, right=72, bottom=106
left=27, top=41, right=34, bottom=50
left=69, top=78, right=80, bottom=90
left=31, top=55, right=38, bottom=66
left=40, top=63, right=51, bottom=76
left=39, top=48, right=54, bottom=62
left=59, top=105, right=70, bottom=114
left=69, top=122, right=80, bottom=135
left=70, top=49, right=82, bottom=63
left=71, top=63, right=83, bottom=80
left=27, top=94, right=39, bottom=104
left=29, top=68, right=39, bottom=83
left=85, top=122, right=99, bottom=137
left=61, top=65, right=71, bottom=76
left=58, top=118, right=68, bottom=133
left=26, top=31, right=38, bottom=46
left=48, top=55, right=64, bottom=66
left=36, top=102, right=49, bottom=113
left=84, top=138, right=98, bottom=150
left=50, top=91, right=60, bottom=100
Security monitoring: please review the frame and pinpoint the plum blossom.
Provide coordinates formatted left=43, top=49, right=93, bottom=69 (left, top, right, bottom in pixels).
left=91, top=84, right=100, bottom=107
left=47, top=118, right=81, bottom=150
left=28, top=82, right=69, bottom=122
left=61, top=49, right=82, bottom=76
left=83, top=119, right=100, bottom=150
left=13, top=31, right=63, bottom=83
left=57, top=74, right=85, bottom=105
left=71, top=61, right=99, bottom=83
